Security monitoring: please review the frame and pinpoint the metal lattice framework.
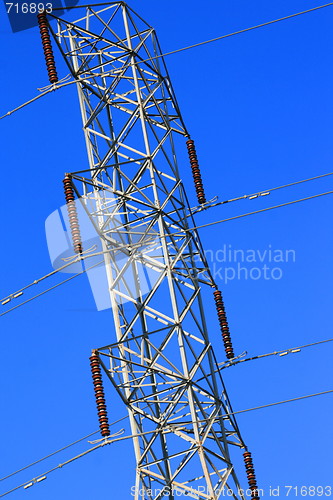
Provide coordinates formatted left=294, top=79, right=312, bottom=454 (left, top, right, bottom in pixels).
left=49, top=3, right=248, bottom=498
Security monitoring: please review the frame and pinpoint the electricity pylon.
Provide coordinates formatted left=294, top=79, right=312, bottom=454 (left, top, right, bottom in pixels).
left=47, top=3, right=250, bottom=498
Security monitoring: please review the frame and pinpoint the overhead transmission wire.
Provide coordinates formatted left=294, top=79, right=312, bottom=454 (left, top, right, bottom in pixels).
left=177, top=390, right=333, bottom=427
left=1, top=387, right=332, bottom=498
left=221, top=337, right=333, bottom=369
left=0, top=254, right=95, bottom=304
left=2, top=2, right=333, bottom=121
left=0, top=259, right=105, bottom=318
left=132, top=2, right=333, bottom=65
left=0, top=412, right=130, bottom=484
left=193, top=172, right=333, bottom=212
left=0, top=430, right=99, bottom=483
left=0, top=441, right=112, bottom=498
left=228, top=390, right=333, bottom=416
left=174, top=190, right=333, bottom=236
left=0, top=77, right=79, bottom=121
left=195, top=337, right=333, bottom=384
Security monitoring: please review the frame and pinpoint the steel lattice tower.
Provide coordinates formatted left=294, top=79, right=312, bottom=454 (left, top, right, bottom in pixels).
left=45, top=3, right=252, bottom=498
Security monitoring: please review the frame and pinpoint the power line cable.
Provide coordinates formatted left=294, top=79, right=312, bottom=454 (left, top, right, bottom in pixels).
left=177, top=390, right=333, bottom=427
left=135, top=2, right=333, bottom=65
left=0, top=430, right=99, bottom=483
left=193, top=172, right=333, bottom=213
left=0, top=255, right=91, bottom=304
left=195, top=337, right=333, bottom=383
left=228, top=390, right=333, bottom=417
left=0, top=441, right=111, bottom=498
left=0, top=78, right=78, bottom=121
left=220, top=338, right=333, bottom=369
left=178, top=191, right=333, bottom=235
left=0, top=414, right=129, bottom=484
left=0, top=259, right=104, bottom=318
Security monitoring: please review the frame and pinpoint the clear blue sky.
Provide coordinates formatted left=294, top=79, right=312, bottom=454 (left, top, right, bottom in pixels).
left=0, top=1, right=332, bottom=498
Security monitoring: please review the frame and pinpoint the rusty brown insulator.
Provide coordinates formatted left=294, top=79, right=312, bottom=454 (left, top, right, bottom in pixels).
left=37, top=12, right=58, bottom=84
left=243, top=451, right=260, bottom=499
left=63, top=175, right=83, bottom=254
left=213, top=290, right=235, bottom=359
left=89, top=352, right=110, bottom=437
left=186, top=138, right=206, bottom=205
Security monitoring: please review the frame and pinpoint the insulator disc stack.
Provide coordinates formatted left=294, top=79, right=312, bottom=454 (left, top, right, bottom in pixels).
left=37, top=12, right=58, bottom=84
left=213, top=290, right=235, bottom=359
left=186, top=139, right=206, bottom=205
left=243, top=451, right=260, bottom=500
left=63, top=175, right=83, bottom=254
left=89, top=351, right=110, bottom=437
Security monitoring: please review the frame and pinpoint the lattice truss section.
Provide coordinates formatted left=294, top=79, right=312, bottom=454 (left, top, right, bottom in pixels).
left=49, top=3, right=246, bottom=499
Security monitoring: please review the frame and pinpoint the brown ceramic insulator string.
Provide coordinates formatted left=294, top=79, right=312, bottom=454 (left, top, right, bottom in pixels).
left=90, top=351, right=111, bottom=437
left=186, top=139, right=206, bottom=204
left=63, top=175, right=83, bottom=254
left=243, top=451, right=260, bottom=499
left=213, top=290, right=235, bottom=359
left=37, top=13, right=58, bottom=84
